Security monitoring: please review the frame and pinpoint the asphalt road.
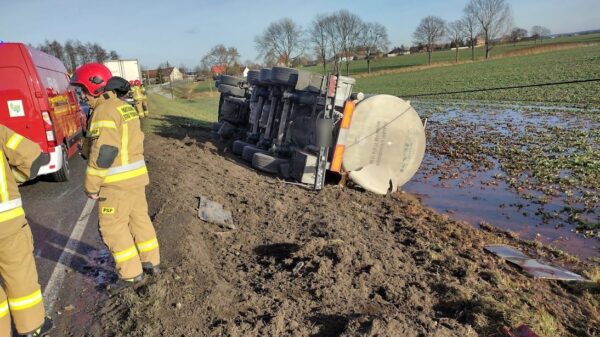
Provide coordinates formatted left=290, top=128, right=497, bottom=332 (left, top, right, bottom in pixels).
left=19, top=155, right=107, bottom=335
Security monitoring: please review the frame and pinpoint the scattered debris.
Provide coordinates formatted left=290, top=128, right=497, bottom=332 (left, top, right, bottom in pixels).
left=485, top=244, right=587, bottom=281
left=63, top=304, right=75, bottom=312
left=500, top=324, right=541, bottom=337
left=198, top=196, right=235, bottom=229
left=292, top=261, right=304, bottom=274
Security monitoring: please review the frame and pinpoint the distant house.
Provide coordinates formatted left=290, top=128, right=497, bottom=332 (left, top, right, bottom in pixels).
left=211, top=64, right=227, bottom=76
left=386, top=47, right=410, bottom=57
left=145, top=67, right=183, bottom=84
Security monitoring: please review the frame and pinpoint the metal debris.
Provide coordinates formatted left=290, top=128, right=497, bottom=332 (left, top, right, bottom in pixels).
left=484, top=244, right=587, bottom=281
left=198, top=196, right=236, bottom=230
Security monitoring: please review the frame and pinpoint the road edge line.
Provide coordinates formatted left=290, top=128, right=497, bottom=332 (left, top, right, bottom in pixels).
left=43, top=198, right=96, bottom=313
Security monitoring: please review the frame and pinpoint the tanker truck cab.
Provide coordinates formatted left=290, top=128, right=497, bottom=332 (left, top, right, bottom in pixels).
left=0, top=42, right=85, bottom=182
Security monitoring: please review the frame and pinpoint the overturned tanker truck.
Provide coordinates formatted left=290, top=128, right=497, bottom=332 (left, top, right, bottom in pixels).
left=211, top=67, right=426, bottom=195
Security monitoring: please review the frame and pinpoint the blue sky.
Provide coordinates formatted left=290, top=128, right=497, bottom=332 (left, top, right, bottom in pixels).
left=1, top=0, right=599, bottom=69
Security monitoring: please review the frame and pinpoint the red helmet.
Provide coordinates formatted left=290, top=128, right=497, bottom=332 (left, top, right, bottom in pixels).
left=70, top=63, right=112, bottom=97
left=134, top=80, right=142, bottom=86
left=129, top=80, right=135, bottom=85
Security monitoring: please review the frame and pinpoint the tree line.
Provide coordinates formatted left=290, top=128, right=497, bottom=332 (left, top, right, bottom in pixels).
left=413, top=0, right=551, bottom=65
left=35, top=40, right=120, bottom=72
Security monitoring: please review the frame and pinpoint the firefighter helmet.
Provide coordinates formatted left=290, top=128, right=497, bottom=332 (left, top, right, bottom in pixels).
left=129, top=80, right=135, bottom=85
left=70, top=63, right=112, bottom=97
left=134, top=80, right=142, bottom=86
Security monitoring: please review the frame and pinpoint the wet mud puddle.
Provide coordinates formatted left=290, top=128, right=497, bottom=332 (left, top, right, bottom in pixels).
left=404, top=106, right=600, bottom=260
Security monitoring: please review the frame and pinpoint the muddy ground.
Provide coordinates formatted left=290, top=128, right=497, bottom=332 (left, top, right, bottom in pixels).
left=96, top=120, right=599, bottom=337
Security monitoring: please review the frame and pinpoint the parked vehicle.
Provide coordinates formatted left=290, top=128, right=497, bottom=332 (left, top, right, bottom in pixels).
left=0, top=42, right=86, bottom=181
left=104, top=59, right=142, bottom=82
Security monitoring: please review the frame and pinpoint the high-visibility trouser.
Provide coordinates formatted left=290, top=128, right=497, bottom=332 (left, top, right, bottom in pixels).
left=0, top=225, right=45, bottom=335
left=98, top=186, right=160, bottom=280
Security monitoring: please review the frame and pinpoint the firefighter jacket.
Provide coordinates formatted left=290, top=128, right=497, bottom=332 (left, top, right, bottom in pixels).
left=0, top=125, right=46, bottom=239
left=84, top=91, right=149, bottom=194
left=131, top=86, right=144, bottom=101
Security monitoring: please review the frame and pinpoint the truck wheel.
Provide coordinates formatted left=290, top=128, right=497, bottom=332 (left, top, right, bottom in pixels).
left=218, top=121, right=236, bottom=139
left=259, top=68, right=272, bottom=85
left=212, top=122, right=223, bottom=132
left=247, top=70, right=261, bottom=85
left=219, top=75, right=244, bottom=87
left=218, top=84, right=246, bottom=98
left=51, top=146, right=70, bottom=182
left=233, top=140, right=252, bottom=155
left=252, top=153, right=289, bottom=174
left=271, top=67, right=299, bottom=86
left=241, top=145, right=268, bottom=162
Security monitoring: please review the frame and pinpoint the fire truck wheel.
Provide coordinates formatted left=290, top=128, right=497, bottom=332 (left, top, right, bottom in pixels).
left=51, top=146, right=70, bottom=182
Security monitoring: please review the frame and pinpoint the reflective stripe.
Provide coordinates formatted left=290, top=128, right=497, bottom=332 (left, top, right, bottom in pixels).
left=6, top=134, right=24, bottom=150
left=136, top=238, right=159, bottom=253
left=107, top=160, right=145, bottom=175
left=114, top=246, right=138, bottom=263
left=104, top=166, right=147, bottom=184
left=121, top=123, right=129, bottom=165
left=86, top=166, right=108, bottom=178
left=0, top=198, right=22, bottom=213
left=0, top=301, right=8, bottom=319
left=0, top=152, right=7, bottom=203
left=0, top=207, right=25, bottom=222
left=90, top=120, right=117, bottom=130
left=8, top=289, right=42, bottom=311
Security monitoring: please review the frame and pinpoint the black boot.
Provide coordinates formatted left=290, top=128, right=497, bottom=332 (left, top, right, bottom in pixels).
left=107, top=274, right=144, bottom=295
left=142, top=262, right=161, bottom=276
left=21, top=316, right=53, bottom=337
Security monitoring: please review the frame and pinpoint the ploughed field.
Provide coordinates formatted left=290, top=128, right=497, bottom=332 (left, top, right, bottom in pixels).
left=93, top=102, right=600, bottom=337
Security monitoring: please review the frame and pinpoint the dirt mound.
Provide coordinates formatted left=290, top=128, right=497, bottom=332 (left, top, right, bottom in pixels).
left=99, top=126, right=599, bottom=337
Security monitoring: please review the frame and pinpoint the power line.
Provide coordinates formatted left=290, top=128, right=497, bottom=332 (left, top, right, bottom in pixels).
left=397, top=78, right=600, bottom=98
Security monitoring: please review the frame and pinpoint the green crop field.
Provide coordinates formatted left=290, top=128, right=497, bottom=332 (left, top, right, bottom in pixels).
left=354, top=44, right=600, bottom=107
left=301, top=33, right=600, bottom=76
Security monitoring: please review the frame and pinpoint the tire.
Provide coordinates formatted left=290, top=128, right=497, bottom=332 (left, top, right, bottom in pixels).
left=218, top=121, right=236, bottom=139
left=212, top=122, right=223, bottom=132
left=252, top=153, right=289, bottom=174
left=259, top=68, right=272, bottom=85
left=271, top=67, right=299, bottom=86
left=242, top=145, right=269, bottom=162
left=218, top=84, right=246, bottom=98
left=247, top=70, right=261, bottom=85
left=219, top=75, right=244, bottom=87
left=232, top=140, right=252, bottom=155
left=51, top=146, right=70, bottom=182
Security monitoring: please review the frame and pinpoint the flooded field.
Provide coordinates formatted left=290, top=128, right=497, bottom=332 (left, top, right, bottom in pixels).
left=404, top=104, right=600, bottom=260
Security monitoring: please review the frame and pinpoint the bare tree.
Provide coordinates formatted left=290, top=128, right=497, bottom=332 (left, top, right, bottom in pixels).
left=360, top=22, right=390, bottom=73
left=509, top=27, right=528, bottom=45
left=448, top=20, right=466, bottom=63
left=109, top=50, right=119, bottom=60
left=331, top=10, right=363, bottom=75
left=254, top=18, right=304, bottom=67
left=89, top=43, right=108, bottom=63
left=309, top=14, right=331, bottom=73
left=466, top=0, right=513, bottom=58
left=531, top=25, right=551, bottom=43
left=63, top=40, right=78, bottom=71
left=413, top=16, right=446, bottom=65
left=462, top=7, right=479, bottom=61
left=200, top=44, right=240, bottom=75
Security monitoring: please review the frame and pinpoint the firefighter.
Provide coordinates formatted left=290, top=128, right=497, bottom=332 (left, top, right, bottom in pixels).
left=70, top=63, right=160, bottom=294
left=0, top=125, right=53, bottom=337
left=135, top=80, right=149, bottom=117
left=130, top=80, right=147, bottom=118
